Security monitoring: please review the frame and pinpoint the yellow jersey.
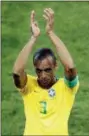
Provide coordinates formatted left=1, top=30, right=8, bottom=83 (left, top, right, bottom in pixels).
left=18, top=74, right=79, bottom=135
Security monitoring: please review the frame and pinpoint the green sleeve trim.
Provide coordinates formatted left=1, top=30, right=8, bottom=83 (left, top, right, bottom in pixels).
left=64, top=75, right=79, bottom=88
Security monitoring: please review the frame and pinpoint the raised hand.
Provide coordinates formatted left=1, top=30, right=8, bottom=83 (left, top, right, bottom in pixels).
left=30, top=10, right=40, bottom=37
left=43, top=8, right=54, bottom=34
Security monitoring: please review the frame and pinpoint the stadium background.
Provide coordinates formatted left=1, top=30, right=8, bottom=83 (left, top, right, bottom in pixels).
left=2, top=1, right=89, bottom=135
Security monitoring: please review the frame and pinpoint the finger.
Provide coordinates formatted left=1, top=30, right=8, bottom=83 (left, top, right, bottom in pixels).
left=48, top=8, right=54, bottom=15
left=34, top=21, right=38, bottom=27
left=45, top=8, right=54, bottom=18
left=30, top=10, right=35, bottom=24
left=43, top=15, right=49, bottom=21
left=31, top=21, right=38, bottom=30
left=44, top=9, right=51, bottom=19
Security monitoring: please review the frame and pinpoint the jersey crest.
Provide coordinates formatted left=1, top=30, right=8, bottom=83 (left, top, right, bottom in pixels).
left=48, top=88, right=56, bottom=97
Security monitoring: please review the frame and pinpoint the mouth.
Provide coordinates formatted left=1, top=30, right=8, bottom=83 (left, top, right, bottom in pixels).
left=41, top=79, right=50, bottom=84
left=38, top=78, right=51, bottom=88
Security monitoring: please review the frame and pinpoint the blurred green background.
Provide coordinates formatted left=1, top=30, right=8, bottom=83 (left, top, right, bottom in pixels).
left=1, top=1, right=89, bottom=135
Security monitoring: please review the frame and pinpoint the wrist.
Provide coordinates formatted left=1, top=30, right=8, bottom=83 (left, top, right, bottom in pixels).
left=47, top=30, right=54, bottom=36
left=31, top=35, right=37, bottom=39
left=28, top=35, right=37, bottom=46
left=30, top=35, right=38, bottom=42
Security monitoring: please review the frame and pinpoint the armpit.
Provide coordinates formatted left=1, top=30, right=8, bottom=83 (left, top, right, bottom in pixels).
left=64, top=67, right=77, bottom=81
left=13, top=73, right=27, bottom=89
left=64, top=75, right=79, bottom=88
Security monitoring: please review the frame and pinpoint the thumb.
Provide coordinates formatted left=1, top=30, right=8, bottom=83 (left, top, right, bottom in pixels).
left=34, top=21, right=38, bottom=27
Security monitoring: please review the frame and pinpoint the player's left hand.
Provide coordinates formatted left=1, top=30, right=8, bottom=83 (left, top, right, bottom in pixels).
left=43, top=8, right=54, bottom=34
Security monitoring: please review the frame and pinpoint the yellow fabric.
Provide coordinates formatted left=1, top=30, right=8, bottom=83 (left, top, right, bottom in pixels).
left=18, top=74, right=79, bottom=135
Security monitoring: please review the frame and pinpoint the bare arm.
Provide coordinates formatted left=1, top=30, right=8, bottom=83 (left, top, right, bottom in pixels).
left=43, top=8, right=77, bottom=80
left=13, top=10, right=40, bottom=88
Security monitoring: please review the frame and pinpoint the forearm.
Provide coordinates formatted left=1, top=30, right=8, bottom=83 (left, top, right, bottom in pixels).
left=48, top=31, right=74, bottom=69
left=13, top=36, right=37, bottom=74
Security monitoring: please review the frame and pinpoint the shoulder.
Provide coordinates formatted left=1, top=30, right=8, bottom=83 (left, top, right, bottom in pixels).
left=56, top=77, right=65, bottom=84
left=64, top=75, right=79, bottom=88
left=64, top=75, right=79, bottom=95
left=56, top=76, right=79, bottom=94
left=27, top=74, right=36, bottom=80
left=18, top=74, right=37, bottom=95
left=26, top=74, right=37, bottom=86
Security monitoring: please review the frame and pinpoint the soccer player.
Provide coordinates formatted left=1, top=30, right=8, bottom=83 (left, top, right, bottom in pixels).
left=13, top=8, right=79, bottom=135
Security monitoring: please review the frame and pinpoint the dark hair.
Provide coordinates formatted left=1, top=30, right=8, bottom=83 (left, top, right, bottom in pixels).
left=33, top=48, right=57, bottom=66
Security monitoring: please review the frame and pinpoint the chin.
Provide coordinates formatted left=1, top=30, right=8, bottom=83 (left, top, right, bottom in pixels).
left=40, top=82, right=52, bottom=89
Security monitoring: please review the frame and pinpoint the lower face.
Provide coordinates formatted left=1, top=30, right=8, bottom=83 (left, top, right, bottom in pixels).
left=34, top=57, right=56, bottom=89
left=38, top=72, right=55, bottom=89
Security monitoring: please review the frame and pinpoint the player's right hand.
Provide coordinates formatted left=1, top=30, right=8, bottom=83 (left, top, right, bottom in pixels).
left=30, top=10, right=40, bottom=38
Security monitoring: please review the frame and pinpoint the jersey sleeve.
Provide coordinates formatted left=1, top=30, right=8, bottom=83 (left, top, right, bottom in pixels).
left=64, top=75, right=79, bottom=94
left=16, top=74, right=34, bottom=95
